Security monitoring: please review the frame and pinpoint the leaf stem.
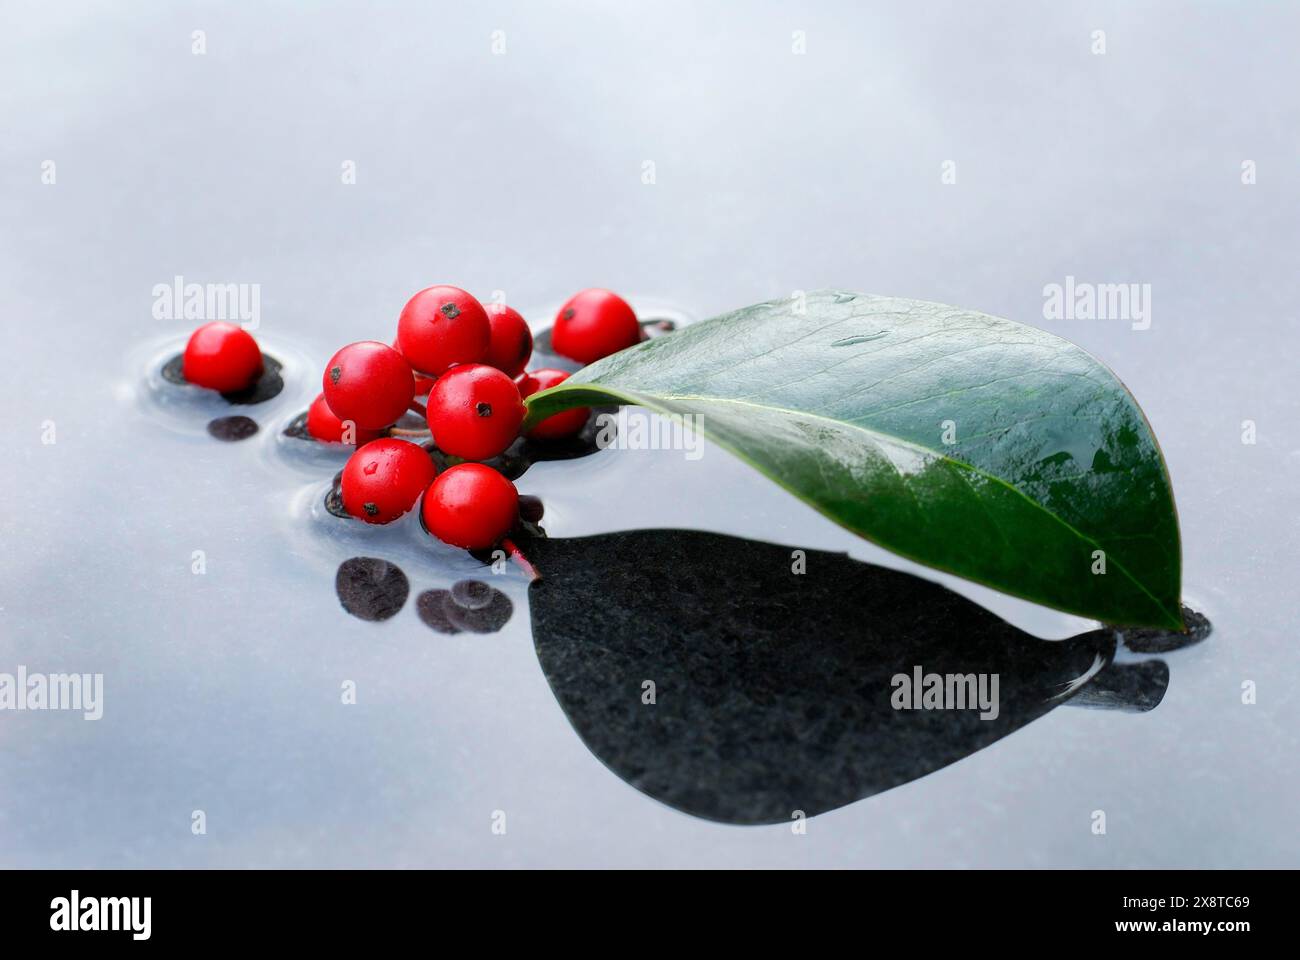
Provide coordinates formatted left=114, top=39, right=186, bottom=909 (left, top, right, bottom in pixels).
left=501, top=537, right=540, bottom=582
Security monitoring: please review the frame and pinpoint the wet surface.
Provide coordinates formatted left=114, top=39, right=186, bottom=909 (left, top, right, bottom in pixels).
left=3, top=3, right=1297, bottom=868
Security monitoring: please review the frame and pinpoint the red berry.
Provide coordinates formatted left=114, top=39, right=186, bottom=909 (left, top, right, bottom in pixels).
left=483, top=303, right=533, bottom=378
left=421, top=463, right=518, bottom=549
left=341, top=438, right=437, bottom=524
left=323, top=341, right=414, bottom=430
left=182, top=321, right=263, bottom=392
left=426, top=363, right=525, bottom=461
left=306, top=393, right=385, bottom=446
left=395, top=285, right=490, bottom=375
left=516, top=369, right=589, bottom=440
left=550, top=289, right=640, bottom=365
left=412, top=375, right=436, bottom=399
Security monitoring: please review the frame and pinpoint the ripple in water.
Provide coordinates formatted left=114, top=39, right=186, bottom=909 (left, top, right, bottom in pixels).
left=127, top=334, right=312, bottom=439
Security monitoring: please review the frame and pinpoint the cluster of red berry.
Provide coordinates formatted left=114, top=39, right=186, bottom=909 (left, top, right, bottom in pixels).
left=180, top=286, right=640, bottom=552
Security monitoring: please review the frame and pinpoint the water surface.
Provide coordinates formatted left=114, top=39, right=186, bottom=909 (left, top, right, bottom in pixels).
left=1, top=1, right=1297, bottom=868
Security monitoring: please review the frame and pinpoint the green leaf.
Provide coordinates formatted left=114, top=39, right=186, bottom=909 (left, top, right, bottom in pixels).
left=523, top=291, right=1182, bottom=628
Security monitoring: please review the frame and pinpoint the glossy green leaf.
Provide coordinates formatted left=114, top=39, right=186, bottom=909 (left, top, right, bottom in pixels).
left=523, top=291, right=1182, bottom=628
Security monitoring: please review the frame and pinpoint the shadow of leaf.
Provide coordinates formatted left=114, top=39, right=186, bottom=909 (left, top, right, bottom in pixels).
left=525, top=529, right=1175, bottom=824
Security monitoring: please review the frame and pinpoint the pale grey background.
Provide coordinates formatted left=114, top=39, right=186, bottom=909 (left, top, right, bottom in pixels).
left=1, top=1, right=1297, bottom=867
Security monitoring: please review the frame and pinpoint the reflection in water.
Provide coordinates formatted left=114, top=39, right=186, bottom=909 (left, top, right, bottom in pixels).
left=524, top=529, right=1196, bottom=825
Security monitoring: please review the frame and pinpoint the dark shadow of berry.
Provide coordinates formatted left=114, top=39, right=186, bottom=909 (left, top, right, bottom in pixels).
left=451, top=579, right=494, bottom=609
left=447, top=588, right=513, bottom=633
left=207, top=415, right=259, bottom=441
left=417, top=581, right=513, bottom=634
left=324, top=470, right=349, bottom=517
left=163, top=352, right=284, bottom=405
left=336, top=557, right=409, bottom=621
left=416, top=590, right=461, bottom=634
left=532, top=316, right=675, bottom=358
left=480, top=406, right=616, bottom=481
left=282, top=411, right=311, bottom=440
left=518, top=495, right=544, bottom=524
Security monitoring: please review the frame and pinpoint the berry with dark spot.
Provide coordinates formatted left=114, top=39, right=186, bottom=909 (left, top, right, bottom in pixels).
left=550, top=289, right=640, bottom=364
left=182, top=321, right=264, bottom=392
left=515, top=368, right=590, bottom=440
left=421, top=463, right=519, bottom=550
left=395, top=285, right=490, bottom=374
left=322, top=341, right=414, bottom=430
left=340, top=438, right=437, bottom=524
left=426, top=363, right=525, bottom=461
left=306, top=393, right=385, bottom=446
left=483, top=303, right=533, bottom=378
